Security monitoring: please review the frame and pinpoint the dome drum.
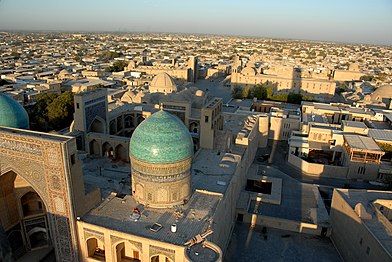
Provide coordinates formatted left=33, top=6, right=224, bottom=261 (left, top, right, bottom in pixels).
left=132, top=177, right=191, bottom=209
left=131, top=157, right=192, bottom=176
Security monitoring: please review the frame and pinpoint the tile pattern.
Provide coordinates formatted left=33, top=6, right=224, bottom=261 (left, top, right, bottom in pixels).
left=129, top=110, right=193, bottom=163
left=0, top=93, right=29, bottom=129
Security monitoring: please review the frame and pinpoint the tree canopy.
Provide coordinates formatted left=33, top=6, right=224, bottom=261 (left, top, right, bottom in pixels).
left=29, top=91, right=74, bottom=131
left=105, top=60, right=128, bottom=72
left=231, top=82, right=314, bottom=104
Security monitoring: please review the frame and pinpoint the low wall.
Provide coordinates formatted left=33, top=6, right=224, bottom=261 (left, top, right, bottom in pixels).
left=239, top=212, right=327, bottom=236
left=288, top=153, right=348, bottom=179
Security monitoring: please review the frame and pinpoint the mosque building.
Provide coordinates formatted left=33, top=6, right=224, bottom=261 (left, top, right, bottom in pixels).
left=0, top=86, right=248, bottom=262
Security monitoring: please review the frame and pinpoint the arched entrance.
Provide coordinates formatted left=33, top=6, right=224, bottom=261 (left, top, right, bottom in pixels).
left=102, top=142, right=114, bottom=158
left=124, top=115, right=134, bottom=128
left=189, top=121, right=199, bottom=134
left=114, top=241, right=140, bottom=262
left=89, top=117, right=106, bottom=133
left=86, top=237, right=105, bottom=260
left=151, top=255, right=173, bottom=262
left=89, top=139, right=100, bottom=156
left=115, top=144, right=127, bottom=162
left=0, top=171, right=51, bottom=259
left=137, top=116, right=145, bottom=125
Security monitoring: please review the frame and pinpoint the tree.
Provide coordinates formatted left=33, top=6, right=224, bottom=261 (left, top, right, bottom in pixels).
left=29, top=92, right=74, bottom=131
left=99, top=51, right=121, bottom=60
left=252, top=85, right=267, bottom=100
left=47, top=92, right=74, bottom=128
left=105, top=60, right=128, bottom=72
left=287, top=93, right=302, bottom=104
left=360, top=75, right=373, bottom=82
left=232, top=86, right=243, bottom=99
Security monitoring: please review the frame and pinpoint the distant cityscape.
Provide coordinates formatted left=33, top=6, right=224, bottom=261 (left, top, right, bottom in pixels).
left=0, top=31, right=391, bottom=262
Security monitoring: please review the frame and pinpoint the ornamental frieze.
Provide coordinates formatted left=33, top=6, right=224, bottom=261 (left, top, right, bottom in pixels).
left=110, top=235, right=142, bottom=251
left=149, top=245, right=175, bottom=261
left=132, top=168, right=190, bottom=183
left=0, top=138, right=43, bottom=156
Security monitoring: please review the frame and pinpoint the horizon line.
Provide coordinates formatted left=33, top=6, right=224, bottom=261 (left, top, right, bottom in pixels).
left=1, top=29, right=390, bottom=47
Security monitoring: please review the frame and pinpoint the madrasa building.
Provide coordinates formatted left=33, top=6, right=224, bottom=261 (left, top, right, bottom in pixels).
left=0, top=78, right=266, bottom=262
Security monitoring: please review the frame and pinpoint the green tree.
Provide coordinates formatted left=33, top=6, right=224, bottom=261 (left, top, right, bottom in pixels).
left=29, top=92, right=74, bottom=131
left=105, top=60, right=128, bottom=72
left=99, top=51, right=121, bottom=60
left=47, top=92, right=74, bottom=129
left=242, top=86, right=252, bottom=99
left=287, top=93, right=302, bottom=104
left=252, top=85, right=267, bottom=100
left=232, top=86, right=243, bottom=99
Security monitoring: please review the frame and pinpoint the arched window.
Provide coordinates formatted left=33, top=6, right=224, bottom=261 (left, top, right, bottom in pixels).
left=21, top=192, right=44, bottom=217
left=87, top=237, right=105, bottom=260
left=115, top=241, right=140, bottom=262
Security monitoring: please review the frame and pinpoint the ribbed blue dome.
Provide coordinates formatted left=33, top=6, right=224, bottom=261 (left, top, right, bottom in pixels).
left=129, top=110, right=193, bottom=163
left=0, top=93, right=29, bottom=129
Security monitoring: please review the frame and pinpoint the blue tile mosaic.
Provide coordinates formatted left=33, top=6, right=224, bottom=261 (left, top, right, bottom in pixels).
left=129, top=110, right=193, bottom=163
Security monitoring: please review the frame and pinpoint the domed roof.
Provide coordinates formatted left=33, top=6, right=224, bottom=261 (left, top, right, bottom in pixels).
left=195, top=89, right=205, bottom=97
left=0, top=93, right=29, bottom=129
left=370, top=85, right=392, bottom=101
left=241, top=65, right=256, bottom=76
left=129, top=110, right=193, bottom=163
left=150, top=73, right=177, bottom=91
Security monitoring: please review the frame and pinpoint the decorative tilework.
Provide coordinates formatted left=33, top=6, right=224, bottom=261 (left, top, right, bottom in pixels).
left=149, top=245, right=175, bottom=262
left=0, top=93, right=29, bottom=129
left=129, top=110, right=193, bottom=163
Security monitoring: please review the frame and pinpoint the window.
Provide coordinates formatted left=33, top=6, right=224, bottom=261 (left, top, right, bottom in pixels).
left=70, top=154, right=76, bottom=165
left=76, top=103, right=80, bottom=109
left=147, top=193, right=152, bottom=201
left=172, top=192, right=178, bottom=201
left=205, top=116, right=209, bottom=123
left=359, top=238, right=363, bottom=245
left=366, top=247, right=370, bottom=255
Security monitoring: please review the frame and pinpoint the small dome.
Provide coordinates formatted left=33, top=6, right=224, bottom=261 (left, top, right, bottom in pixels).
left=0, top=93, right=29, bottom=129
left=370, top=85, right=392, bottom=101
left=149, top=73, right=177, bottom=94
left=241, top=65, right=256, bottom=76
left=129, top=110, right=193, bottom=163
left=195, top=89, right=205, bottom=97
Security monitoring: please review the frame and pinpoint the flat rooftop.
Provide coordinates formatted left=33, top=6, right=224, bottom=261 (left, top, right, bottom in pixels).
left=192, top=149, right=241, bottom=195
left=336, top=189, right=392, bottom=256
left=237, top=165, right=329, bottom=225
left=343, top=120, right=368, bottom=129
left=81, top=146, right=243, bottom=245
left=82, top=191, right=219, bottom=246
left=368, top=129, right=392, bottom=142
left=223, top=112, right=253, bottom=135
left=344, top=134, right=383, bottom=152
left=226, top=224, right=341, bottom=262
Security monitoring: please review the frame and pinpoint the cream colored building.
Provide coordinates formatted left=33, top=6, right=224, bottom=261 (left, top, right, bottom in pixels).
left=288, top=101, right=387, bottom=181
left=231, top=57, right=336, bottom=99
left=127, top=56, right=198, bottom=83
left=330, top=189, right=392, bottom=262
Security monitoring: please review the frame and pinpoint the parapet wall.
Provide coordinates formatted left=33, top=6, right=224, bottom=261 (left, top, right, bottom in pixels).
left=288, top=153, right=348, bottom=179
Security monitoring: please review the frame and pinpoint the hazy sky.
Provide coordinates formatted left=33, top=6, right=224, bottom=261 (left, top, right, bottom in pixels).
left=0, top=0, right=391, bottom=45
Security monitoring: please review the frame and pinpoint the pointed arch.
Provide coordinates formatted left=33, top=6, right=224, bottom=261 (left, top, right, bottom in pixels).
left=88, top=116, right=106, bottom=133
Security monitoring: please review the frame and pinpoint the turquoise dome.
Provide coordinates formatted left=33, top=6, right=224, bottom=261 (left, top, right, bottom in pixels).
left=0, top=93, right=29, bottom=129
left=130, top=110, right=193, bottom=163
